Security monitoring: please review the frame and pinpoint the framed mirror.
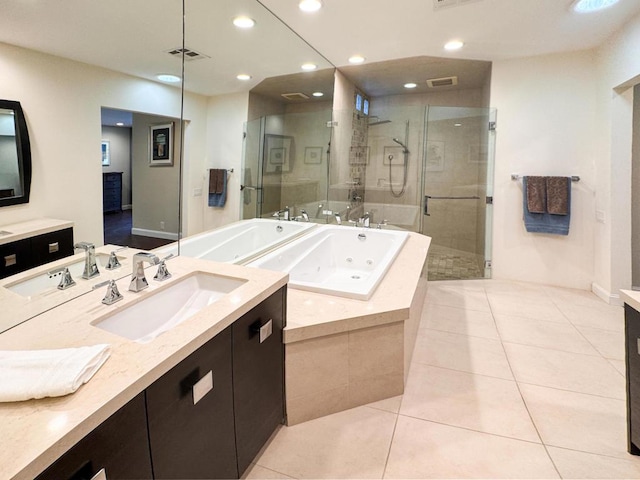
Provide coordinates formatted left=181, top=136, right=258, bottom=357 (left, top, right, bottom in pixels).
left=0, top=99, right=31, bottom=207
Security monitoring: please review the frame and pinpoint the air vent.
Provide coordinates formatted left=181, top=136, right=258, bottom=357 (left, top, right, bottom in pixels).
left=165, top=47, right=210, bottom=62
left=433, top=0, right=482, bottom=10
left=426, top=76, right=458, bottom=88
left=281, top=92, right=310, bottom=101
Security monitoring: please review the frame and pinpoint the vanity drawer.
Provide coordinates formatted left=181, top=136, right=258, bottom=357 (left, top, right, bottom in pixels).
left=31, top=228, right=74, bottom=265
left=0, top=238, right=33, bottom=279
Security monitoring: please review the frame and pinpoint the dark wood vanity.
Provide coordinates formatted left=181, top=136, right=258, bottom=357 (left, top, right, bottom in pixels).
left=35, top=287, right=286, bottom=480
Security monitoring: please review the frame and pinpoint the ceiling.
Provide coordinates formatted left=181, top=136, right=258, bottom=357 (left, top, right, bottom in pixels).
left=0, top=0, right=638, bottom=97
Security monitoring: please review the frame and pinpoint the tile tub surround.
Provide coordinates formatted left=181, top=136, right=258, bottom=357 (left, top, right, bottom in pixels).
left=0, top=256, right=288, bottom=480
left=283, top=232, right=430, bottom=425
left=0, top=244, right=148, bottom=332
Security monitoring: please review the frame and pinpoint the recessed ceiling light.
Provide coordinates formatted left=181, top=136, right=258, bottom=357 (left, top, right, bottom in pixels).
left=348, top=55, right=366, bottom=64
left=444, top=40, right=464, bottom=51
left=571, top=0, right=619, bottom=12
left=299, top=0, right=322, bottom=12
left=312, top=92, right=324, bottom=97
left=233, top=16, right=255, bottom=28
left=454, top=123, right=462, bottom=127
left=237, top=74, right=252, bottom=81
left=301, top=63, right=317, bottom=71
left=116, top=122, right=124, bottom=126
left=404, top=83, right=417, bottom=89
left=156, top=74, right=181, bottom=83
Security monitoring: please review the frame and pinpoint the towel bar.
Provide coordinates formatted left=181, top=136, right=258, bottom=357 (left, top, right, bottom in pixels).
left=511, top=174, right=579, bottom=182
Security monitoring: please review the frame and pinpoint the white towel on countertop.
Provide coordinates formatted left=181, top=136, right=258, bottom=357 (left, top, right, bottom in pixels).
left=0, top=344, right=111, bottom=402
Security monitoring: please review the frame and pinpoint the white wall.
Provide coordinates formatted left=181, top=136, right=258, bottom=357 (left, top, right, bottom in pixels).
left=490, top=50, right=598, bottom=289
left=0, top=41, right=207, bottom=245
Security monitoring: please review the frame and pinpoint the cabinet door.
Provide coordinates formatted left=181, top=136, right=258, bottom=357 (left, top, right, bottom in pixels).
left=233, top=287, right=286, bottom=475
left=36, top=393, right=153, bottom=480
left=626, top=304, right=640, bottom=454
left=31, top=228, right=74, bottom=266
left=0, top=238, right=32, bottom=279
left=146, top=326, right=238, bottom=479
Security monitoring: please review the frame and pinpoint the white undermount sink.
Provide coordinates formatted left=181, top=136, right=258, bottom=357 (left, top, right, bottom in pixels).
left=92, top=272, right=247, bottom=343
left=5, top=253, right=120, bottom=298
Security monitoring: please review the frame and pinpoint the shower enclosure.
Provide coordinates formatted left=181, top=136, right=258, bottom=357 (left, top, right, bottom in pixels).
left=241, top=105, right=496, bottom=282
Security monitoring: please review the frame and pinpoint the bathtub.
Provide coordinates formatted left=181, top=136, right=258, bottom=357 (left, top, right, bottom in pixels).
left=156, top=219, right=316, bottom=264
left=248, top=225, right=409, bottom=300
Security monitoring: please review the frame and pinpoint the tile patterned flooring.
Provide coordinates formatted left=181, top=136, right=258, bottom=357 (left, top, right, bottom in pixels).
left=245, top=279, right=640, bottom=479
left=427, top=245, right=484, bottom=281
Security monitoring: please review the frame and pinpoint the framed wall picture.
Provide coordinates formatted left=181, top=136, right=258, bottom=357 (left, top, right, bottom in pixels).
left=264, top=134, right=294, bottom=173
left=426, top=140, right=445, bottom=172
left=382, top=145, right=404, bottom=166
left=304, top=146, right=323, bottom=164
left=101, top=140, right=110, bottom=166
left=149, top=123, right=173, bottom=166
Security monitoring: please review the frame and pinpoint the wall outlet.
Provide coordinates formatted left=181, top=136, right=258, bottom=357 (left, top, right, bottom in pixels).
left=596, top=210, right=605, bottom=223
left=193, top=187, right=202, bottom=197
left=160, top=221, right=165, bottom=230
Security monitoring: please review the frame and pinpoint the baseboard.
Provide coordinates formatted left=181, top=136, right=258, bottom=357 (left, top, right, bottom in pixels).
left=131, top=227, right=179, bottom=241
left=122, top=204, right=132, bottom=210
left=591, top=282, right=623, bottom=306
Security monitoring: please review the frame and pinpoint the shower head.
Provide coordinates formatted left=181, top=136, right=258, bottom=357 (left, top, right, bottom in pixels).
left=392, top=138, right=409, bottom=153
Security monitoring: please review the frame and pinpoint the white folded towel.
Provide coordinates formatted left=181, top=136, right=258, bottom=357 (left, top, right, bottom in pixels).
left=0, top=344, right=111, bottom=402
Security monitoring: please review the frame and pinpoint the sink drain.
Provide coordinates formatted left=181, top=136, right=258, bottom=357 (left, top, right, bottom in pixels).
left=351, top=275, right=361, bottom=280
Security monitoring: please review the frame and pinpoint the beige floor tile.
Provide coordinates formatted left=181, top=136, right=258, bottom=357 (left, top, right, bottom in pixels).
left=366, top=395, right=403, bottom=414
left=494, top=314, right=600, bottom=355
left=608, top=358, right=626, bottom=376
left=428, top=279, right=487, bottom=292
left=243, top=463, right=296, bottom=479
left=504, top=342, right=626, bottom=399
left=413, top=329, right=513, bottom=380
left=556, top=302, right=624, bottom=332
left=256, top=406, right=397, bottom=479
left=487, top=292, right=568, bottom=323
left=400, top=363, right=539, bottom=442
left=422, top=302, right=499, bottom=340
left=520, top=383, right=628, bottom=459
left=543, top=285, right=609, bottom=307
left=384, top=416, right=559, bottom=479
left=547, top=446, right=640, bottom=479
left=426, top=285, right=491, bottom=312
left=481, top=279, right=549, bottom=296
left=574, top=324, right=625, bottom=360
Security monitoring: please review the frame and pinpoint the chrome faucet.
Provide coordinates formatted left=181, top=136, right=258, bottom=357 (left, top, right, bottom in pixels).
left=334, top=212, right=342, bottom=225
left=129, top=252, right=160, bottom=292
left=74, top=241, right=100, bottom=279
left=272, top=206, right=290, bottom=221
left=359, top=212, right=371, bottom=228
left=292, top=209, right=309, bottom=222
left=315, top=204, right=324, bottom=218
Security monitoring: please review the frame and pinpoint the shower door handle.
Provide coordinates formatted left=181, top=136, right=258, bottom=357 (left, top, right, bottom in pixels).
left=424, top=195, right=480, bottom=216
left=424, top=195, right=431, bottom=216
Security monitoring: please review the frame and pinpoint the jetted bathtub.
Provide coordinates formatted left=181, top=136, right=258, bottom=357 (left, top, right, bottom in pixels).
left=248, top=225, right=409, bottom=300
left=156, top=219, right=316, bottom=264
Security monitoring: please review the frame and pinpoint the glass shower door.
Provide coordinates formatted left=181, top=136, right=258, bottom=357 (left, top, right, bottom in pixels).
left=421, top=106, right=496, bottom=281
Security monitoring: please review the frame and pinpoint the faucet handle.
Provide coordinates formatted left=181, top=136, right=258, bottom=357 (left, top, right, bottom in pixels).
left=57, top=267, right=76, bottom=290
left=106, top=251, right=122, bottom=270
left=94, top=280, right=123, bottom=305
left=153, top=258, right=173, bottom=282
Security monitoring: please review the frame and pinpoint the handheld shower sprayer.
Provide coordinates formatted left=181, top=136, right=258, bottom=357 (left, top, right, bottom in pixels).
left=392, top=138, right=409, bottom=154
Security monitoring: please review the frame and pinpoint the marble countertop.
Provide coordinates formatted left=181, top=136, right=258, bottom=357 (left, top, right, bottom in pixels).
left=284, top=232, right=431, bottom=343
left=0, top=244, right=146, bottom=333
left=621, top=290, right=640, bottom=311
left=0, top=218, right=74, bottom=246
left=0, top=256, right=288, bottom=480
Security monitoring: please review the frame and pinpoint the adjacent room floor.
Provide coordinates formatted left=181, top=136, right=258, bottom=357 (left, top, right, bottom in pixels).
left=245, top=279, right=640, bottom=479
left=103, top=210, right=172, bottom=250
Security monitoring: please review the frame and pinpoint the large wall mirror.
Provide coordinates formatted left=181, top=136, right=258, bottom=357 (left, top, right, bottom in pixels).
left=0, top=0, right=334, bottom=333
left=0, top=99, right=31, bottom=207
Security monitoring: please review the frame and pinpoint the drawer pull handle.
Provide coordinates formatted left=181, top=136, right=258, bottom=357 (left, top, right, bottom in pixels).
left=91, top=468, right=107, bottom=480
left=252, top=319, right=273, bottom=344
left=4, top=254, right=16, bottom=267
left=192, top=370, right=213, bottom=405
left=48, top=242, right=59, bottom=254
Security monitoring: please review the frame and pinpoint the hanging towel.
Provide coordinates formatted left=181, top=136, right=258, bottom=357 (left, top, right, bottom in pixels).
left=546, top=176, right=570, bottom=215
left=208, top=169, right=226, bottom=194
left=523, top=177, right=571, bottom=235
left=208, top=169, right=227, bottom=207
left=525, top=176, right=546, bottom=213
left=0, top=344, right=111, bottom=402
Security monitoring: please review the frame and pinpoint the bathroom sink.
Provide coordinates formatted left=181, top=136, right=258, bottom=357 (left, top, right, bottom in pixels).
left=5, top=253, right=120, bottom=298
left=92, top=273, right=247, bottom=343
